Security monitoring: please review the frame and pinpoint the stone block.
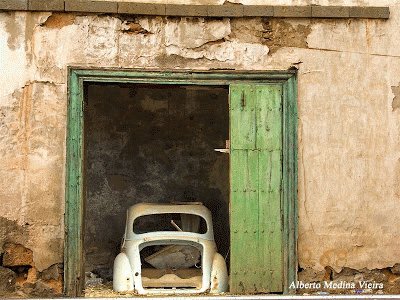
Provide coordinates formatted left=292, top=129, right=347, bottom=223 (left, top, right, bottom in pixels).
left=2, top=243, right=33, bottom=267
left=166, top=5, right=207, bottom=17
left=349, top=6, right=390, bottom=19
left=65, top=0, right=117, bottom=13
left=391, top=263, right=400, bottom=275
left=28, top=0, right=64, bottom=11
left=3, top=243, right=33, bottom=267
left=118, top=2, right=166, bottom=15
left=0, top=266, right=16, bottom=292
left=243, top=5, right=273, bottom=17
left=274, top=6, right=311, bottom=18
left=207, top=4, right=244, bottom=17
left=31, top=279, right=62, bottom=297
left=0, top=0, right=27, bottom=10
left=40, top=264, right=61, bottom=281
left=298, top=267, right=327, bottom=282
left=312, top=6, right=349, bottom=18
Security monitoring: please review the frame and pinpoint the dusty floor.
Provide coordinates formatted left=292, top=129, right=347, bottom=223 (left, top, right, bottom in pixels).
left=82, top=265, right=400, bottom=297
left=84, top=282, right=227, bottom=297
left=83, top=283, right=388, bottom=297
left=83, top=281, right=399, bottom=297
left=85, top=283, right=133, bottom=298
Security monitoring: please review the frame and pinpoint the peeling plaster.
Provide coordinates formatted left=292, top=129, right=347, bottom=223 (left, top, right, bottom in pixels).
left=391, top=84, right=400, bottom=111
left=263, top=19, right=311, bottom=54
left=4, top=12, right=22, bottom=50
left=41, top=13, right=75, bottom=29
left=165, top=17, right=231, bottom=49
left=121, top=21, right=150, bottom=34
left=0, top=217, right=29, bottom=249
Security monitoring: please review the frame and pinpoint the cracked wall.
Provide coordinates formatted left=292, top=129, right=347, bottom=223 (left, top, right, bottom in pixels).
left=1, top=0, right=400, bottom=294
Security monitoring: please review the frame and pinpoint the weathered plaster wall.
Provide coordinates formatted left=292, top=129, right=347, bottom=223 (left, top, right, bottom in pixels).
left=93, top=0, right=398, bottom=6
left=1, top=0, right=400, bottom=283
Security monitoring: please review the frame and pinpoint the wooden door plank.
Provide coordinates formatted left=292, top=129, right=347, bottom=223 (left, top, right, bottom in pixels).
left=230, top=148, right=247, bottom=282
left=267, top=150, right=283, bottom=291
left=230, top=84, right=283, bottom=294
left=230, top=149, right=259, bottom=293
left=258, top=150, right=273, bottom=293
left=230, top=85, right=257, bottom=150
left=256, top=85, right=282, bottom=151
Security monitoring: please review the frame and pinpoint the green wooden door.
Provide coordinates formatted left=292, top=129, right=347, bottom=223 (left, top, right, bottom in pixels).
left=230, top=84, right=283, bottom=293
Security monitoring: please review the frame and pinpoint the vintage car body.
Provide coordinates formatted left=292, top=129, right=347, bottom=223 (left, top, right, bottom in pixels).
left=113, top=202, right=228, bottom=294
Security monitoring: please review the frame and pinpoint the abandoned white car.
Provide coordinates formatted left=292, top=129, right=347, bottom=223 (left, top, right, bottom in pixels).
left=113, top=202, right=228, bottom=294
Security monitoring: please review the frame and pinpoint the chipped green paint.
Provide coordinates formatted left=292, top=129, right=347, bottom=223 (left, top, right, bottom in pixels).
left=65, top=69, right=84, bottom=296
left=65, top=68, right=297, bottom=296
left=282, top=75, right=298, bottom=294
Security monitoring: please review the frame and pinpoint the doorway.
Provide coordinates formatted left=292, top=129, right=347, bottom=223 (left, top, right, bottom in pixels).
left=83, top=83, right=230, bottom=286
left=65, top=69, right=298, bottom=296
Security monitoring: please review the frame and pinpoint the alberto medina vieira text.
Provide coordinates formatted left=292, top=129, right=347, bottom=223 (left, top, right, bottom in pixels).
left=290, top=281, right=384, bottom=290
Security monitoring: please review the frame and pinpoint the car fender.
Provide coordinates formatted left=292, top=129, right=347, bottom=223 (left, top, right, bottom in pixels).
left=210, top=252, right=228, bottom=293
left=113, top=252, right=134, bottom=292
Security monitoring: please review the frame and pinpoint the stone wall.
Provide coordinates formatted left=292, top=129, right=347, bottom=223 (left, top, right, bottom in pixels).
left=1, top=0, right=400, bottom=295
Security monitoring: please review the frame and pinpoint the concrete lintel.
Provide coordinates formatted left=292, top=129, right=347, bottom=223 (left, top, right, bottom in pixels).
left=207, top=4, right=244, bottom=17
left=166, top=4, right=208, bottom=17
left=28, top=0, right=64, bottom=11
left=349, top=6, right=390, bottom=19
left=274, top=6, right=312, bottom=18
left=243, top=5, right=274, bottom=17
left=312, top=5, right=349, bottom=18
left=65, top=0, right=117, bottom=13
left=0, top=0, right=27, bottom=11
left=118, top=2, right=166, bottom=15
left=0, top=1, right=391, bottom=20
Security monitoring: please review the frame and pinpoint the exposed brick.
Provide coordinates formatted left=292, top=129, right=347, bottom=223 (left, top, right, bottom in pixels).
left=312, top=6, right=349, bottom=18
left=26, top=267, right=38, bottom=284
left=274, top=6, right=311, bottom=18
left=166, top=4, right=207, bottom=17
left=243, top=5, right=273, bottom=17
left=207, top=4, right=244, bottom=17
left=28, top=0, right=64, bottom=11
left=118, top=2, right=166, bottom=15
left=349, top=6, right=389, bottom=19
left=65, top=0, right=117, bottom=13
left=0, top=0, right=27, bottom=10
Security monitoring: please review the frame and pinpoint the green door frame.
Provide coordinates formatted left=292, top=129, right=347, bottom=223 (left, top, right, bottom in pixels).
left=65, top=67, right=298, bottom=296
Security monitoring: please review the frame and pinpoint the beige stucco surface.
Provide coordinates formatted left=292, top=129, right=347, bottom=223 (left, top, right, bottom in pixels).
left=0, top=0, right=400, bottom=273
